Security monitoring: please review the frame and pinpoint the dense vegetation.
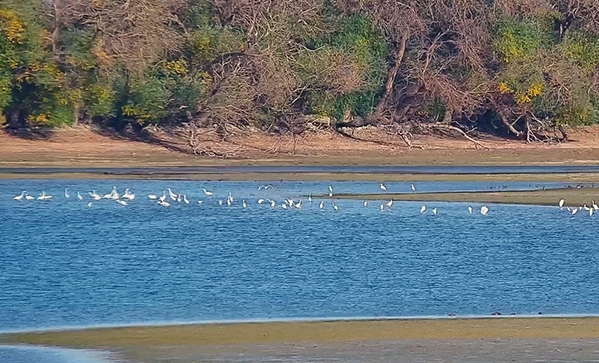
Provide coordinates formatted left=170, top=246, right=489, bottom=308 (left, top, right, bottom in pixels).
left=2, top=0, right=599, bottom=148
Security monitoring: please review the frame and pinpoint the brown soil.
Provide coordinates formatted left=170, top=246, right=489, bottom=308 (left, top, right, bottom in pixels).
left=2, top=126, right=599, bottom=167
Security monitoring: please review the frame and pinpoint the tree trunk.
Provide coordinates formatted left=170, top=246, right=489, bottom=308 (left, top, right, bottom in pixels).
left=51, top=0, right=62, bottom=56
left=373, top=35, right=408, bottom=119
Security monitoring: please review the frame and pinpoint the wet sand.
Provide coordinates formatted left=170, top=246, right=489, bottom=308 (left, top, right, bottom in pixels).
left=4, top=318, right=599, bottom=362
left=331, top=187, right=599, bottom=206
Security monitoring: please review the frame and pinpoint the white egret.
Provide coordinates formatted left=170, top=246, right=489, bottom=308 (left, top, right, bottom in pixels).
left=295, top=200, right=302, bottom=209
left=386, top=199, right=393, bottom=208
left=87, top=202, right=93, bottom=207
left=89, top=190, right=101, bottom=200
left=468, top=206, right=473, bottom=214
left=158, top=200, right=170, bottom=207
left=332, top=202, right=339, bottom=211
left=432, top=207, right=438, bottom=215
left=226, top=198, right=232, bottom=207
left=572, top=208, right=578, bottom=215
left=159, top=192, right=167, bottom=202
left=242, top=200, right=247, bottom=208
left=411, top=184, right=416, bottom=192
left=64, top=188, right=70, bottom=199
left=319, top=201, right=324, bottom=209
left=558, top=199, right=565, bottom=208
left=183, top=194, right=190, bottom=204
left=176, top=194, right=182, bottom=203
left=328, top=185, right=333, bottom=193
left=218, top=200, right=223, bottom=206
left=117, top=200, right=128, bottom=206
left=480, top=205, right=489, bottom=215
left=13, top=191, right=26, bottom=201
left=25, top=194, right=34, bottom=201
left=269, top=199, right=276, bottom=208
left=363, top=201, right=368, bottom=207
left=282, top=204, right=288, bottom=209
left=257, top=198, right=265, bottom=204
left=380, top=202, right=384, bottom=211
left=590, top=208, right=594, bottom=217
left=308, top=194, right=312, bottom=203
left=420, top=205, right=426, bottom=213
left=167, top=188, right=177, bottom=201
left=148, top=194, right=158, bottom=200
left=77, top=192, right=83, bottom=201
left=122, top=188, right=135, bottom=200
left=380, top=183, right=387, bottom=192
left=593, top=200, right=599, bottom=210
left=203, top=188, right=214, bottom=196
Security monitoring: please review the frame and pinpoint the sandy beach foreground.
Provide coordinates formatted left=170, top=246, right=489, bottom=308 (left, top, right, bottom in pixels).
left=3, top=318, right=599, bottom=362
left=4, top=318, right=599, bottom=347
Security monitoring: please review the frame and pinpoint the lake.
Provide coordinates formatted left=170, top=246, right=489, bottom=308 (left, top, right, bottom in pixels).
left=1, top=179, right=599, bottom=360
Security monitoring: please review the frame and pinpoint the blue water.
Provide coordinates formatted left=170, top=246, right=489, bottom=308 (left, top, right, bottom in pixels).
left=1, top=179, right=599, bottom=335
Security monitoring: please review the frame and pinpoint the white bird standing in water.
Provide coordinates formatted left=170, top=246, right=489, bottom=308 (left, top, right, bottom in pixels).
left=380, top=183, right=387, bottom=192
left=242, top=200, right=247, bottom=208
left=559, top=199, right=565, bottom=208
left=122, top=188, right=135, bottom=200
left=158, top=200, right=170, bottom=207
left=411, top=184, right=416, bottom=192
left=159, top=191, right=167, bottom=202
left=572, top=208, right=578, bottom=215
left=64, top=188, right=70, bottom=199
left=77, top=191, right=83, bottom=201
left=593, top=200, right=598, bottom=210
left=420, top=205, right=426, bottom=213
left=468, top=206, right=473, bottom=214
left=319, top=201, right=324, bottom=209
left=203, top=188, right=213, bottom=196
left=386, top=199, right=393, bottom=208
left=270, top=199, right=276, bottom=208
left=480, top=205, right=489, bottom=215
left=13, top=191, right=26, bottom=201
left=380, top=202, right=384, bottom=211
left=148, top=194, right=158, bottom=200
left=332, top=202, right=339, bottom=211
left=183, top=194, right=190, bottom=204
left=363, top=200, right=368, bottom=207
left=167, top=188, right=177, bottom=201
left=89, top=190, right=101, bottom=200
left=432, top=207, right=438, bottom=215
left=308, top=194, right=312, bottom=203
left=258, top=198, right=265, bottom=204
left=590, top=208, right=594, bottom=216
left=25, top=194, right=34, bottom=200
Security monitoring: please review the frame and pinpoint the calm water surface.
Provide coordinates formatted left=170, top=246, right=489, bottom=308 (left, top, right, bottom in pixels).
left=1, top=179, right=599, bottom=334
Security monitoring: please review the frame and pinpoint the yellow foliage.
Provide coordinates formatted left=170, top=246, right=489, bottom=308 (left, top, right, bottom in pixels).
left=0, top=9, right=25, bottom=44
left=163, top=59, right=188, bottom=76
left=498, top=82, right=513, bottom=94
left=28, top=113, right=49, bottom=123
left=516, top=93, right=532, bottom=105
left=527, top=82, right=543, bottom=97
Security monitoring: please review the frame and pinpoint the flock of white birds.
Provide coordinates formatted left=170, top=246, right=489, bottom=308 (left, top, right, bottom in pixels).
left=9, top=182, right=496, bottom=215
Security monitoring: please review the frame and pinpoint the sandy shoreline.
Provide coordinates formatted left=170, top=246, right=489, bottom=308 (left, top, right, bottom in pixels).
left=4, top=317, right=599, bottom=348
